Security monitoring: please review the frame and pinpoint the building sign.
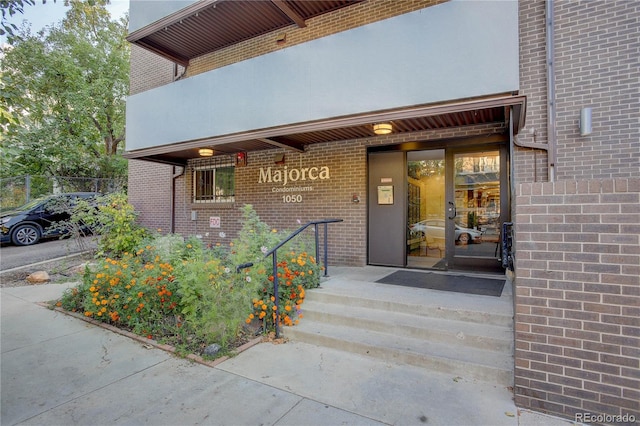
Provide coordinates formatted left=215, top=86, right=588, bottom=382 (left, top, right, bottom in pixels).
left=258, top=165, right=330, bottom=186
left=258, top=165, right=330, bottom=203
left=209, top=216, right=221, bottom=228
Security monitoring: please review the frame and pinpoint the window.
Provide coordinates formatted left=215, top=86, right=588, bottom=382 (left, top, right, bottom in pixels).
left=193, top=163, right=235, bottom=203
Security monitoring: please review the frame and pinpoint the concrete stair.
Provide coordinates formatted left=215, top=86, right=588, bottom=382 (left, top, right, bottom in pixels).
left=282, top=267, right=514, bottom=386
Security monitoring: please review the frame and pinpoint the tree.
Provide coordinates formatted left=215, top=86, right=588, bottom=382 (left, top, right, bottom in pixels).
left=0, top=0, right=128, bottom=182
left=1, top=0, right=40, bottom=37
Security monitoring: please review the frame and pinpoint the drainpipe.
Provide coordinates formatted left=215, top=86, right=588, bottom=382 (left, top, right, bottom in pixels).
left=546, top=0, right=557, bottom=182
left=513, top=0, right=556, bottom=182
left=170, top=166, right=185, bottom=233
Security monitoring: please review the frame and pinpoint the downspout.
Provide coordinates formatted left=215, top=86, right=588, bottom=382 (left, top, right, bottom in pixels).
left=514, top=0, right=556, bottom=182
left=546, top=0, right=557, bottom=182
left=171, top=166, right=185, bottom=233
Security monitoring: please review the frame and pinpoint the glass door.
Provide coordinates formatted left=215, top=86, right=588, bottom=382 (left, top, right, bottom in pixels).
left=448, top=148, right=505, bottom=272
left=406, top=147, right=506, bottom=272
left=406, top=150, right=446, bottom=270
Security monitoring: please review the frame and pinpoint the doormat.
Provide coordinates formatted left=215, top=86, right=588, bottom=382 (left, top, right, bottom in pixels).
left=376, top=270, right=505, bottom=297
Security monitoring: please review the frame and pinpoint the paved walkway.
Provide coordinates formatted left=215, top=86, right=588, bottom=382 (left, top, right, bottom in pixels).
left=1, top=279, right=578, bottom=426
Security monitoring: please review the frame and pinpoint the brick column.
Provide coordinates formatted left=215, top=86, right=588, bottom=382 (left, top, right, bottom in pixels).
left=514, top=177, right=640, bottom=421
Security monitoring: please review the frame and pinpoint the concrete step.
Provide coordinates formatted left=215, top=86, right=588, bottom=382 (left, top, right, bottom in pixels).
left=308, top=290, right=513, bottom=327
left=282, top=270, right=514, bottom=386
left=284, top=321, right=514, bottom=386
left=301, top=299, right=513, bottom=352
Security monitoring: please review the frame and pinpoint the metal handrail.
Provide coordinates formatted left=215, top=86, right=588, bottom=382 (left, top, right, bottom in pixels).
left=237, top=218, right=343, bottom=338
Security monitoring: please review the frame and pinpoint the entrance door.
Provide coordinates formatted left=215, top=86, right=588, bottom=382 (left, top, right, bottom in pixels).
left=406, top=147, right=506, bottom=272
left=407, top=149, right=446, bottom=269
left=448, top=147, right=506, bottom=272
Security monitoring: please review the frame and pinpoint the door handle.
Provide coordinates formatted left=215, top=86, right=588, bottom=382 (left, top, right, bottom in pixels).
left=448, top=202, right=456, bottom=220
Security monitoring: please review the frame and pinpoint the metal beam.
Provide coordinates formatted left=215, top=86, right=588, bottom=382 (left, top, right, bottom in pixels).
left=270, top=0, right=307, bottom=28
left=258, top=138, right=305, bottom=152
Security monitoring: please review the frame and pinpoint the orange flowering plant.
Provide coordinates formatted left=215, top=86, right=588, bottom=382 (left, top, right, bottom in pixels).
left=60, top=246, right=182, bottom=341
left=247, top=250, right=320, bottom=330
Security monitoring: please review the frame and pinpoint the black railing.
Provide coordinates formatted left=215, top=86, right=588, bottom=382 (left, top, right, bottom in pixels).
left=237, top=218, right=343, bottom=337
left=500, top=222, right=514, bottom=271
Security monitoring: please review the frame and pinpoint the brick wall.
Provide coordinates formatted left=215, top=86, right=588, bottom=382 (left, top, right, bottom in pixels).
left=516, top=0, right=640, bottom=184
left=552, top=1, right=639, bottom=181
left=513, top=177, right=640, bottom=421
left=127, top=159, right=175, bottom=232
left=517, top=0, right=550, bottom=183
left=514, top=3, right=640, bottom=419
left=129, top=45, right=181, bottom=95
left=152, top=123, right=502, bottom=266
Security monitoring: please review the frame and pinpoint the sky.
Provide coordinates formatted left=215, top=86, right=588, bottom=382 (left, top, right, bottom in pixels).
left=2, top=0, right=129, bottom=44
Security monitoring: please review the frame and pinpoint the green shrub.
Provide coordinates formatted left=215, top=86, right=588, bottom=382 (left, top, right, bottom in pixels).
left=93, top=192, right=149, bottom=257
left=57, top=204, right=323, bottom=356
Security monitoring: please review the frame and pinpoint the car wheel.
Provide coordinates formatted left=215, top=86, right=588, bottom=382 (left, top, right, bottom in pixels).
left=457, top=233, right=470, bottom=245
left=11, top=224, right=41, bottom=246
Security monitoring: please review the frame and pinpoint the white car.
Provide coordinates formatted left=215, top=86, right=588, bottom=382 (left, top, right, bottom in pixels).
left=409, top=219, right=483, bottom=245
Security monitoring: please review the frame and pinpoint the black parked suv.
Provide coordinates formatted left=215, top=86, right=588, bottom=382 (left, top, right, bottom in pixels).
left=0, top=192, right=100, bottom=246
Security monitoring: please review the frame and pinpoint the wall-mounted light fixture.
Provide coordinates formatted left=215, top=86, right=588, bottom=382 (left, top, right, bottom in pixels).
left=276, top=33, right=286, bottom=45
left=274, top=153, right=285, bottom=165
left=198, top=148, right=214, bottom=157
left=579, top=107, right=592, bottom=136
left=373, top=123, right=393, bottom=135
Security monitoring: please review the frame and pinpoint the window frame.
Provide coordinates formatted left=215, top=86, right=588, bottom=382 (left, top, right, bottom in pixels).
left=191, top=159, right=235, bottom=204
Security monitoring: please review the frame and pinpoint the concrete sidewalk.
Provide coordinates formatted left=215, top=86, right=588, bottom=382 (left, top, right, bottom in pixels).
left=1, top=281, right=576, bottom=426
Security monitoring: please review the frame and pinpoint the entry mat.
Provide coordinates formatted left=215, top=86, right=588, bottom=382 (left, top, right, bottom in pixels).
left=376, top=270, right=505, bottom=297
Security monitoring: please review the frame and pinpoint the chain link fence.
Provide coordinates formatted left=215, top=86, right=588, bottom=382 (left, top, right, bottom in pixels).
left=0, top=175, right=126, bottom=211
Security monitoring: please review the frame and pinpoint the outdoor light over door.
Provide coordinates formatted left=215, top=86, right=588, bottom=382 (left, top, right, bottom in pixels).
left=198, top=148, right=214, bottom=157
left=373, top=123, right=393, bottom=135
